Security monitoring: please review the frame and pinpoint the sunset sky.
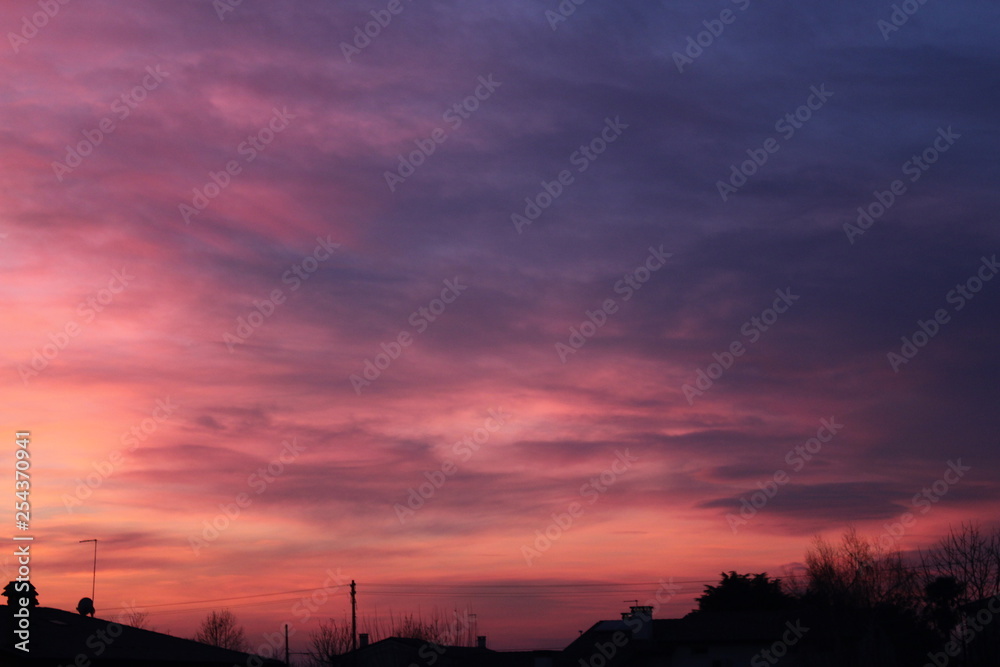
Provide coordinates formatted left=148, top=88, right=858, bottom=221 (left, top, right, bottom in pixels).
left=3, top=0, right=999, bottom=654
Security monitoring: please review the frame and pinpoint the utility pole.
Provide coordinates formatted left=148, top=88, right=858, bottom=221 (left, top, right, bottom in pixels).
left=284, top=624, right=289, bottom=666
left=351, top=580, right=357, bottom=651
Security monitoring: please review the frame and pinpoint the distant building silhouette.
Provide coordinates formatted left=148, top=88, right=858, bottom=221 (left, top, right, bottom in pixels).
left=560, top=605, right=830, bottom=667
left=334, top=636, right=556, bottom=667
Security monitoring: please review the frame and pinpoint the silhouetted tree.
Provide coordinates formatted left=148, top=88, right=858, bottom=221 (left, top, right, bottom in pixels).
left=392, top=612, right=445, bottom=643
left=804, top=528, right=920, bottom=611
left=365, top=608, right=472, bottom=646
left=921, top=524, right=1000, bottom=666
left=802, top=528, right=931, bottom=667
left=696, top=571, right=793, bottom=612
left=2, top=581, right=38, bottom=607
left=922, top=522, right=1000, bottom=605
left=196, top=609, right=247, bottom=651
left=308, top=618, right=353, bottom=665
left=924, top=575, right=966, bottom=640
left=125, top=609, right=151, bottom=629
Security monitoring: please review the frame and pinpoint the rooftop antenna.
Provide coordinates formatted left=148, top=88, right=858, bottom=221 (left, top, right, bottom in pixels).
left=80, top=539, right=98, bottom=605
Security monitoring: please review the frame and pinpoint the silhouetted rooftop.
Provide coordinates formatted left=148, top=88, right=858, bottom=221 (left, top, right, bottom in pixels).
left=334, top=635, right=557, bottom=667
left=0, top=605, right=284, bottom=667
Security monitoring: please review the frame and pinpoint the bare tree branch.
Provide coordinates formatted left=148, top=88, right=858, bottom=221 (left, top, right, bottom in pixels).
left=195, top=609, right=248, bottom=652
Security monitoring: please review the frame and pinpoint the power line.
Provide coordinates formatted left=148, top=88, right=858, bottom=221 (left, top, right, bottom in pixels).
left=100, top=580, right=704, bottom=617
left=103, top=567, right=949, bottom=619
left=118, top=586, right=331, bottom=610
left=102, top=581, right=699, bottom=611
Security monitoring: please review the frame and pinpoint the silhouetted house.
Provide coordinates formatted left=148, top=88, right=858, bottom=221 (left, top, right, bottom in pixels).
left=0, top=604, right=285, bottom=667
left=561, top=605, right=829, bottom=667
left=334, top=636, right=556, bottom=667
left=649, top=610, right=820, bottom=667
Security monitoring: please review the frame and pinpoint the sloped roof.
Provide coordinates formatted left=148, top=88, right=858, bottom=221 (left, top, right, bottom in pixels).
left=0, top=605, right=283, bottom=666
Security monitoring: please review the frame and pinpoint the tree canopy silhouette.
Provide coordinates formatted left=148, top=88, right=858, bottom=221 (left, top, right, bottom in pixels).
left=695, top=571, right=792, bottom=612
left=2, top=581, right=38, bottom=608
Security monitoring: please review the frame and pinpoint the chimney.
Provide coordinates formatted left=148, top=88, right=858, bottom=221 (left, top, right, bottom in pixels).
left=629, top=605, right=653, bottom=618
left=623, top=605, right=653, bottom=640
left=476, top=636, right=487, bottom=649
left=360, top=633, right=369, bottom=648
